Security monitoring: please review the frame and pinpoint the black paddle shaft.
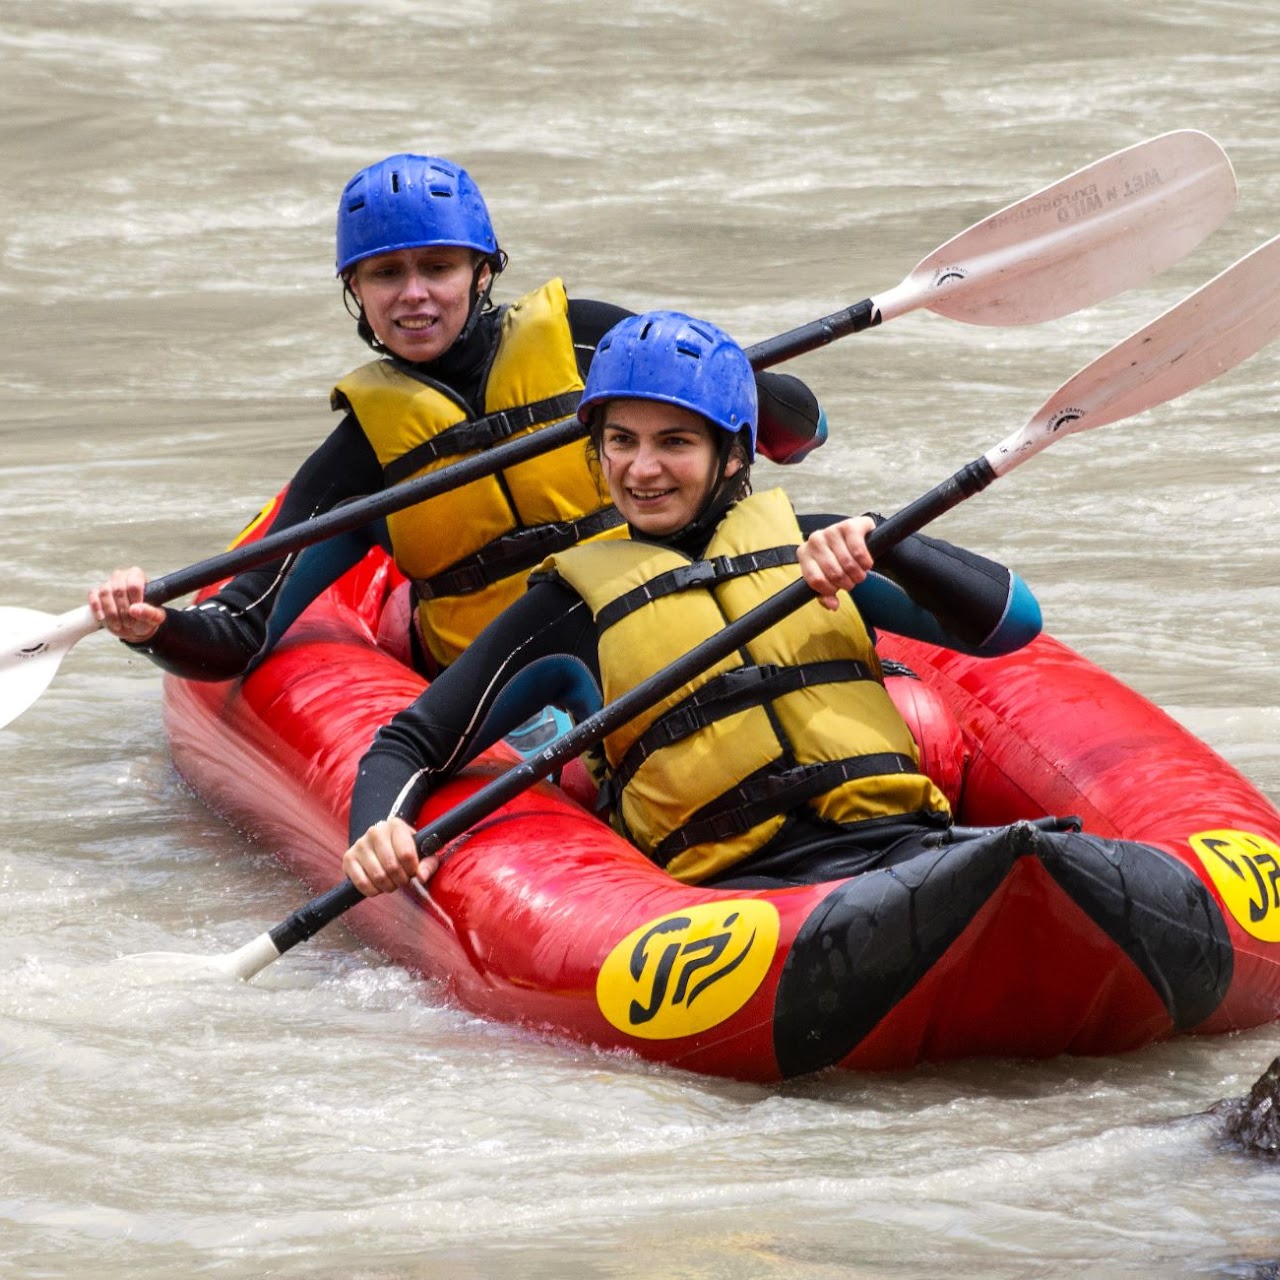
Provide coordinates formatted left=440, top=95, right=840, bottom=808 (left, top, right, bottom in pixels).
left=143, top=301, right=879, bottom=608
left=265, top=451, right=993, bottom=958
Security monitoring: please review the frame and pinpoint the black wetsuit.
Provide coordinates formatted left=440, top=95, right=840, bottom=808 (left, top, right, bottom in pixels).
left=348, top=516, right=1043, bottom=887
left=129, top=298, right=822, bottom=681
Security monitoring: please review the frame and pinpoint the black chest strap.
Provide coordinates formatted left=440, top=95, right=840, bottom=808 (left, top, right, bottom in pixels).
left=413, top=505, right=624, bottom=600
left=601, top=659, right=878, bottom=810
left=650, top=752, right=920, bottom=867
left=595, top=546, right=797, bottom=634
left=383, top=391, right=582, bottom=486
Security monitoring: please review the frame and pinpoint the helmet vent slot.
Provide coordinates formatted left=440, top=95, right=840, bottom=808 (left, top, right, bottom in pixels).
left=334, top=153, right=497, bottom=275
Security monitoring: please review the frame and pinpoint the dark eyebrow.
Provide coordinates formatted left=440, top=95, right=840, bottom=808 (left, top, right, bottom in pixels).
left=601, top=421, right=703, bottom=439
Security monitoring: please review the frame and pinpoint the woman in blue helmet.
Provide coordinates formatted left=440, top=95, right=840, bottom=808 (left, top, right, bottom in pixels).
left=339, top=310, right=1043, bottom=895
left=87, top=156, right=825, bottom=680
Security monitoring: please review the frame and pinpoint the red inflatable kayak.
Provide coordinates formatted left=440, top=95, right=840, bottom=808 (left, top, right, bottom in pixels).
left=163, top=548, right=1280, bottom=1081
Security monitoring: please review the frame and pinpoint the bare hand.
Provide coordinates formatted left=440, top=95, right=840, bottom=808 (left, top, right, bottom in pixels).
left=342, top=817, right=438, bottom=897
left=88, top=566, right=167, bottom=642
left=796, top=516, right=876, bottom=611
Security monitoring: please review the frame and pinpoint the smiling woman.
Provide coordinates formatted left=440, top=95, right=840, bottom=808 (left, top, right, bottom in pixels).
left=586, top=311, right=755, bottom=538
left=597, top=400, right=731, bottom=535
left=84, top=152, right=630, bottom=676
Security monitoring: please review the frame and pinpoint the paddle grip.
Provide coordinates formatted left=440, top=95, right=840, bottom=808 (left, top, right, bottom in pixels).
left=744, top=299, right=878, bottom=369
left=268, top=878, right=366, bottom=956
left=870, top=457, right=997, bottom=551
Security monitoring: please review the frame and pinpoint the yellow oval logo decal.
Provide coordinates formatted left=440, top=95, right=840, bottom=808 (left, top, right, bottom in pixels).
left=596, top=900, right=780, bottom=1041
left=1190, top=829, right=1280, bottom=942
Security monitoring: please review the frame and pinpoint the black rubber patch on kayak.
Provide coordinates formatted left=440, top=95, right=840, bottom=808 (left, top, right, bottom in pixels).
left=1032, top=828, right=1233, bottom=1031
left=771, top=823, right=1233, bottom=1078
left=773, top=822, right=1032, bottom=1079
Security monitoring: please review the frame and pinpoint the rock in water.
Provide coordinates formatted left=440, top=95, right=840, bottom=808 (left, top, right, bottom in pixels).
left=1219, top=1055, right=1280, bottom=1156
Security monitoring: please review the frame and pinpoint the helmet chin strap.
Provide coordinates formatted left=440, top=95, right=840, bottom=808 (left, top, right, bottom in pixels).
left=455, top=255, right=502, bottom=346
left=661, top=435, right=752, bottom=551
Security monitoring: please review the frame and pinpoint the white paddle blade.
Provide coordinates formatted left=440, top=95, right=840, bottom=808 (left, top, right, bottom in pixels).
left=988, top=231, right=1280, bottom=475
left=110, top=952, right=247, bottom=982
left=221, top=931, right=284, bottom=981
left=0, top=605, right=99, bottom=729
left=112, top=936, right=280, bottom=983
left=875, top=129, right=1236, bottom=327
left=114, top=932, right=282, bottom=983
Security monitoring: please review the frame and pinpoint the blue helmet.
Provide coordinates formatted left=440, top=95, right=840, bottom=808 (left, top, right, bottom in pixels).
left=335, top=154, right=499, bottom=275
left=578, top=311, right=757, bottom=460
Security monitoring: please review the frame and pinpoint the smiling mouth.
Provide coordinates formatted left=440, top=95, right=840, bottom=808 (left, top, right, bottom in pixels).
left=397, top=316, right=438, bottom=331
left=628, top=488, right=675, bottom=502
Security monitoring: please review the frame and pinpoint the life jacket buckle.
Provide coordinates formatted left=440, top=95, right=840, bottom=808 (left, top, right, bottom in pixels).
left=656, top=706, right=702, bottom=744
left=489, top=403, right=540, bottom=441
left=671, top=556, right=734, bottom=591
left=714, top=664, right=779, bottom=695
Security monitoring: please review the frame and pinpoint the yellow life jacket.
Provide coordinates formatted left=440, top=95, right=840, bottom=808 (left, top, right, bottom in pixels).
left=333, top=278, right=624, bottom=668
left=540, top=488, right=951, bottom=883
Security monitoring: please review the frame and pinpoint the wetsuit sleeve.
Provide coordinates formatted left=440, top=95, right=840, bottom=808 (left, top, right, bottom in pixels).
left=754, top=372, right=826, bottom=465
left=349, top=579, right=599, bottom=839
left=798, top=513, right=1041, bottom=656
left=128, top=414, right=385, bottom=680
left=567, top=298, right=635, bottom=377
